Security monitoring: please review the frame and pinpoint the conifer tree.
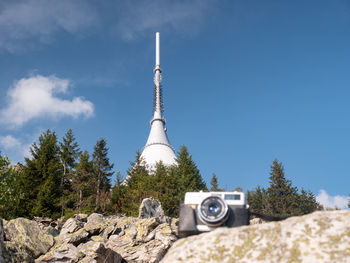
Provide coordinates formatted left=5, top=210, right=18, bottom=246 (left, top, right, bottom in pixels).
left=92, top=138, right=114, bottom=211
left=22, top=130, right=62, bottom=218
left=152, top=161, right=179, bottom=217
left=71, top=151, right=95, bottom=213
left=0, top=154, right=23, bottom=219
left=111, top=171, right=126, bottom=215
left=210, top=173, right=219, bottom=191
left=59, top=129, right=80, bottom=216
left=175, top=145, right=207, bottom=195
left=267, top=159, right=298, bottom=217
left=120, top=151, right=150, bottom=216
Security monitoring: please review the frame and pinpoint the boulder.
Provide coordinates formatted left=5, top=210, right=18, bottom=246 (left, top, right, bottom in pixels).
left=59, top=218, right=83, bottom=236
left=0, top=219, right=4, bottom=263
left=139, top=197, right=166, bottom=223
left=2, top=241, right=34, bottom=263
left=4, top=218, right=54, bottom=258
left=84, top=213, right=107, bottom=235
left=77, top=241, right=123, bottom=263
left=35, top=243, right=78, bottom=263
left=106, top=217, right=178, bottom=263
left=161, top=210, right=350, bottom=263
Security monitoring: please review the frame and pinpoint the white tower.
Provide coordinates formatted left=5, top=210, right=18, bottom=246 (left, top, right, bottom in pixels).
left=140, top=32, right=177, bottom=170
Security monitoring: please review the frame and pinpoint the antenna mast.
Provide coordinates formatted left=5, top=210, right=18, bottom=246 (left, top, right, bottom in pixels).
left=153, top=32, right=163, bottom=117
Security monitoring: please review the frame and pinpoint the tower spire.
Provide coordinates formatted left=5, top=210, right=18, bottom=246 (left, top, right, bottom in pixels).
left=140, top=32, right=176, bottom=170
left=153, top=32, right=163, bottom=121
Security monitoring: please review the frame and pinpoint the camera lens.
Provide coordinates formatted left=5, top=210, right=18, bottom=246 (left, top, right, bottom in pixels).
left=198, top=196, right=228, bottom=226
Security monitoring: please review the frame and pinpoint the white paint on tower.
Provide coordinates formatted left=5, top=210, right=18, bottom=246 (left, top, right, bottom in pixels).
left=140, top=32, right=177, bottom=170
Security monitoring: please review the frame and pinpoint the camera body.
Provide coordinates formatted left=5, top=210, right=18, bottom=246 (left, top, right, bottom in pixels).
left=178, top=191, right=250, bottom=237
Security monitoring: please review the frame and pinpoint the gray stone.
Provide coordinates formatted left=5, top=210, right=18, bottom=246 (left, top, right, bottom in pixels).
left=84, top=213, right=107, bottom=235
left=60, top=218, right=83, bottom=236
left=0, top=219, right=4, bottom=263
left=35, top=243, right=78, bottom=263
left=139, top=197, right=166, bottom=223
left=106, top=218, right=178, bottom=263
left=77, top=241, right=122, bottom=263
left=4, top=218, right=54, bottom=258
left=161, top=210, right=350, bottom=263
left=2, top=241, right=34, bottom=263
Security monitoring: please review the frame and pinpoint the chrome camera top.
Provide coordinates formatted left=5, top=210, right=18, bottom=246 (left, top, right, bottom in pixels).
left=178, top=191, right=250, bottom=237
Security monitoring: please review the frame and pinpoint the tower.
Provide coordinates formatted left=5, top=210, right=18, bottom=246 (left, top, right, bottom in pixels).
left=140, top=32, right=177, bottom=170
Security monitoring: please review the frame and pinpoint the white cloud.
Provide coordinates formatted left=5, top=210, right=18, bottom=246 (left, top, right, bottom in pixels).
left=114, top=0, right=216, bottom=40
left=0, top=135, right=30, bottom=159
left=0, top=0, right=97, bottom=52
left=0, top=75, right=94, bottom=127
left=316, top=189, right=349, bottom=210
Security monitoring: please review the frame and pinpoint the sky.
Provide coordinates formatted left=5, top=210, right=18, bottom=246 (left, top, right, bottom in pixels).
left=0, top=0, right=349, bottom=209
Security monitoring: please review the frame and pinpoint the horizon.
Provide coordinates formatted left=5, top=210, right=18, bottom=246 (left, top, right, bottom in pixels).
left=0, top=0, right=349, bottom=209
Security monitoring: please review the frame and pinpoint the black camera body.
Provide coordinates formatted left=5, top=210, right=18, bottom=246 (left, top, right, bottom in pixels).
left=178, top=191, right=250, bottom=237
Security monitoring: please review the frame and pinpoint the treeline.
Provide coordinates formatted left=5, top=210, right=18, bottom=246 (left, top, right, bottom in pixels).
left=0, top=129, right=207, bottom=220
left=0, top=129, right=324, bottom=220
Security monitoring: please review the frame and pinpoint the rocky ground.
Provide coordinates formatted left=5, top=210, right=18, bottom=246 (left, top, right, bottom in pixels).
left=161, top=210, right=350, bottom=263
left=0, top=197, right=178, bottom=263
left=1, top=200, right=350, bottom=263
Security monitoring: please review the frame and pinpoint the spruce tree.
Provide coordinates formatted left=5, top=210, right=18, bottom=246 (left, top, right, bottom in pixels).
left=121, top=151, right=150, bottom=216
left=175, top=145, right=207, bottom=195
left=71, top=151, right=95, bottom=213
left=0, top=154, right=23, bottom=219
left=267, top=159, right=298, bottom=217
left=210, top=173, right=219, bottom=191
left=22, top=130, right=62, bottom=218
left=59, top=129, right=80, bottom=216
left=92, top=138, right=114, bottom=212
left=111, top=171, right=126, bottom=215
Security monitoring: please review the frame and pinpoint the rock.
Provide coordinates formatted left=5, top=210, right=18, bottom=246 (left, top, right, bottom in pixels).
left=74, top=214, right=88, bottom=222
left=107, top=218, right=178, bottom=263
left=60, top=218, right=83, bottom=236
left=139, top=197, right=166, bottom=223
left=161, top=210, right=350, bottom=263
left=249, top=217, right=265, bottom=225
left=4, top=218, right=54, bottom=258
left=35, top=243, right=78, bottom=263
left=2, top=241, right=34, bottom=263
left=84, top=213, right=107, bottom=235
left=77, top=241, right=123, bottom=263
left=0, top=218, right=4, bottom=263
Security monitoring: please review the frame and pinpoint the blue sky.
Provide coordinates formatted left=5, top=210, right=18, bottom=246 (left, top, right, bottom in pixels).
left=0, top=0, right=349, bottom=209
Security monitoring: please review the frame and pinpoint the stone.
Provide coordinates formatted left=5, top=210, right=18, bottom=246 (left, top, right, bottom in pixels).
left=74, top=214, right=88, bottom=222
left=2, top=241, right=34, bottom=263
left=60, top=218, right=83, bottom=236
left=35, top=243, right=78, bottom=263
left=0, top=218, right=4, bottom=263
left=84, top=213, right=107, bottom=235
left=4, top=218, right=54, bottom=258
left=106, top=218, right=178, bottom=263
left=161, top=210, right=350, bottom=263
left=77, top=241, right=123, bottom=263
left=139, top=197, right=166, bottom=223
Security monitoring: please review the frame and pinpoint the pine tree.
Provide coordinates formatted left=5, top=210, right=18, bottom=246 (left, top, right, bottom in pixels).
left=21, top=130, right=62, bottom=218
left=267, top=159, right=298, bottom=217
left=59, top=129, right=80, bottom=216
left=152, top=161, right=179, bottom=217
left=120, top=151, right=150, bottom=216
left=175, top=145, right=207, bottom=195
left=210, top=173, right=220, bottom=191
left=0, top=154, right=23, bottom=219
left=92, top=138, right=114, bottom=212
left=71, top=151, right=95, bottom=214
left=111, top=171, right=126, bottom=215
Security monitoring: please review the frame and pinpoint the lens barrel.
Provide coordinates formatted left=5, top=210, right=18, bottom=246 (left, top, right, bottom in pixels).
left=198, top=196, right=229, bottom=226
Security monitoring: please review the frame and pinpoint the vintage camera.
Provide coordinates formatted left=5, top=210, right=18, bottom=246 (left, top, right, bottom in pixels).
left=178, top=191, right=250, bottom=237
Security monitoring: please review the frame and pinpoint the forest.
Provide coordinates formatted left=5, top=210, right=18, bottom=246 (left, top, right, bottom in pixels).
left=0, top=129, right=335, bottom=220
